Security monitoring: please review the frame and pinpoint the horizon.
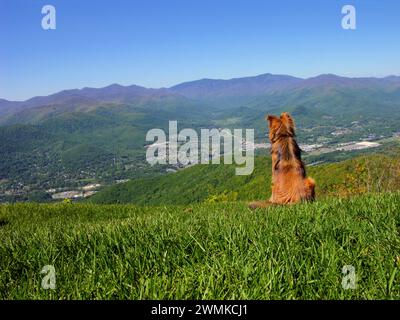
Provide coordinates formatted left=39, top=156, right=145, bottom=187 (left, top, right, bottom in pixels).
left=1, top=0, right=400, bottom=100
left=2, top=71, right=400, bottom=103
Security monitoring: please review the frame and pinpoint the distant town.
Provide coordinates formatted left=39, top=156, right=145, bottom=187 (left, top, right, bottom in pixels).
left=1, top=129, right=399, bottom=201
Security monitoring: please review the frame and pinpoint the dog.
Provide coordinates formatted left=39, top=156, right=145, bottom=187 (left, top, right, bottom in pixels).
left=249, top=112, right=315, bottom=209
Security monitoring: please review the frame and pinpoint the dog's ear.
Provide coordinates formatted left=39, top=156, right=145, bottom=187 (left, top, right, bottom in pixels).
left=280, top=112, right=295, bottom=136
left=266, top=115, right=280, bottom=128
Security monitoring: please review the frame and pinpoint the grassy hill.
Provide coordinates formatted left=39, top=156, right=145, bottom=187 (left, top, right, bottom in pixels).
left=89, top=153, right=400, bottom=205
left=1, top=192, right=399, bottom=299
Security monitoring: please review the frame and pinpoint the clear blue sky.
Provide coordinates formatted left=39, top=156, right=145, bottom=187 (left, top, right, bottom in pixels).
left=1, top=0, right=399, bottom=100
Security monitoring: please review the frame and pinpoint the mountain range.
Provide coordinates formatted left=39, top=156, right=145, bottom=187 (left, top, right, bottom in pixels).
left=1, top=72, right=400, bottom=202
left=2, top=73, right=400, bottom=124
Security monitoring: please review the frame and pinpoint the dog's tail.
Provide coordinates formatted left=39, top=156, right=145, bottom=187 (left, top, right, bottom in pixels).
left=304, top=177, right=316, bottom=200
left=248, top=200, right=276, bottom=210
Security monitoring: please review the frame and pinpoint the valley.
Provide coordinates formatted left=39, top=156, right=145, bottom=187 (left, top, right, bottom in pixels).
left=1, top=73, right=400, bottom=203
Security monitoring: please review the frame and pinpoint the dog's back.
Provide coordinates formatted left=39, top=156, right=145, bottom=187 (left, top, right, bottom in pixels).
left=249, top=112, right=315, bottom=209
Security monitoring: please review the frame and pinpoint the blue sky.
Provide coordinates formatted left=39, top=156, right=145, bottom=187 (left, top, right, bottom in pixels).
left=1, top=0, right=399, bottom=100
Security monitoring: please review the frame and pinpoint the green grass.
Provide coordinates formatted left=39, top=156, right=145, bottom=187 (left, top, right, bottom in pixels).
left=1, top=192, right=399, bottom=299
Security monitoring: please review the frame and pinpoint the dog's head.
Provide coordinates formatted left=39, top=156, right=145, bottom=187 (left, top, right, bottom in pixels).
left=266, top=112, right=295, bottom=143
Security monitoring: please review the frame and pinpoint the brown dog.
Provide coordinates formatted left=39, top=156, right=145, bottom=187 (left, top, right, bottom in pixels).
left=249, top=112, right=315, bottom=209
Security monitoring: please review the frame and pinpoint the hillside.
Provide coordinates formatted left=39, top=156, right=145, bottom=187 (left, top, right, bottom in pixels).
left=89, top=152, right=400, bottom=205
left=1, top=192, right=399, bottom=299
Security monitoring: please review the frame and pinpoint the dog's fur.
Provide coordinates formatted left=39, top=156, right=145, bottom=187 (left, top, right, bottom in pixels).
left=249, top=112, right=315, bottom=209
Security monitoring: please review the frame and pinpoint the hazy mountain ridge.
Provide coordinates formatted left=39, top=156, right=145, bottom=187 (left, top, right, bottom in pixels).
left=0, top=83, right=189, bottom=124
left=2, top=73, right=400, bottom=124
left=169, top=73, right=303, bottom=98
